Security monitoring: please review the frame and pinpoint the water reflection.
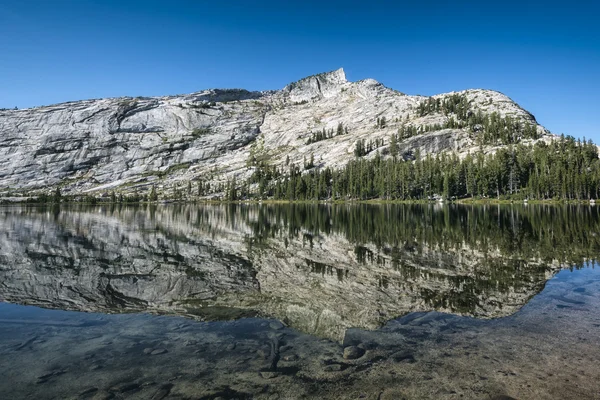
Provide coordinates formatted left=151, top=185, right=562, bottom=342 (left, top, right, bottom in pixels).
left=1, top=204, right=600, bottom=399
left=1, top=204, right=598, bottom=341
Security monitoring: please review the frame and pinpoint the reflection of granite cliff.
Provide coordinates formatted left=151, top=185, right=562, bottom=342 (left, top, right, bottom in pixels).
left=0, top=206, right=258, bottom=314
left=0, top=205, right=563, bottom=340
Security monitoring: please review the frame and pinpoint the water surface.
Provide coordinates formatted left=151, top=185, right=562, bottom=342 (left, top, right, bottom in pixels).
left=0, top=204, right=599, bottom=399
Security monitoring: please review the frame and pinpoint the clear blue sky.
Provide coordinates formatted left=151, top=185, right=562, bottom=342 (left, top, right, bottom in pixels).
left=1, top=1, right=598, bottom=141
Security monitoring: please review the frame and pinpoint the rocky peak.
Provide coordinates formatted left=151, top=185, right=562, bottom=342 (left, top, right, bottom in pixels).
left=284, top=68, right=348, bottom=102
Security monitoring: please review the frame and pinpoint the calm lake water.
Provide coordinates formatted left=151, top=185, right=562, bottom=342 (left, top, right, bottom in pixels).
left=0, top=204, right=599, bottom=399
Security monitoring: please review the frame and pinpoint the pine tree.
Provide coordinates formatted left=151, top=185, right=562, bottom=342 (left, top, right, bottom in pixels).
left=227, top=176, right=237, bottom=201
left=389, top=134, right=398, bottom=159
left=149, top=185, right=158, bottom=201
left=53, top=187, right=61, bottom=203
left=380, top=116, right=386, bottom=129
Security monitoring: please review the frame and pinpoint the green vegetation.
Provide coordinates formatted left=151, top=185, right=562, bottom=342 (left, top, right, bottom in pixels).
left=231, top=203, right=600, bottom=275
left=149, top=185, right=158, bottom=201
left=118, top=99, right=138, bottom=108
left=30, top=189, right=147, bottom=205
left=354, top=138, right=384, bottom=157
left=416, top=94, right=539, bottom=145
left=188, top=101, right=216, bottom=109
left=389, top=133, right=399, bottom=158
left=191, top=127, right=211, bottom=137
left=229, top=135, right=600, bottom=201
left=417, top=93, right=470, bottom=118
left=156, top=162, right=191, bottom=178
left=306, top=122, right=348, bottom=144
left=34, top=187, right=63, bottom=203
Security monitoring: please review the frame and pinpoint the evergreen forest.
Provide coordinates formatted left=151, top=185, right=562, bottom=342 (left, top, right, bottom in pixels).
left=230, top=134, right=600, bottom=201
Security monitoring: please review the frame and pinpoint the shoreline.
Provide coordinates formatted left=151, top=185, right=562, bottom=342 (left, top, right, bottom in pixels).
left=1, top=197, right=596, bottom=206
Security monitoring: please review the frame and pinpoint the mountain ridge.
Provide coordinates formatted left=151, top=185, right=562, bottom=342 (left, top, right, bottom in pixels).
left=0, top=68, right=560, bottom=199
left=0, top=68, right=531, bottom=119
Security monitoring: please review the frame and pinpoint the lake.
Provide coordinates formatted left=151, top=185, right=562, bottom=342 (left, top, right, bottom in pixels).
left=0, top=203, right=599, bottom=399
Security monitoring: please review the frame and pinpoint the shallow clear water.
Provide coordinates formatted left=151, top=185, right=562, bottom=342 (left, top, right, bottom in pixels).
left=0, top=204, right=599, bottom=399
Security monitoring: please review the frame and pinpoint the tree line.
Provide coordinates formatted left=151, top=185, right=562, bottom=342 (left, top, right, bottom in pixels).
left=229, top=135, right=600, bottom=201
left=237, top=203, right=600, bottom=270
left=415, top=93, right=540, bottom=145
left=306, top=122, right=348, bottom=144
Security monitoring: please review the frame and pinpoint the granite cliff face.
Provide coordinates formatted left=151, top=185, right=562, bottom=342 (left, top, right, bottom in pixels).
left=0, top=68, right=554, bottom=198
left=0, top=204, right=570, bottom=341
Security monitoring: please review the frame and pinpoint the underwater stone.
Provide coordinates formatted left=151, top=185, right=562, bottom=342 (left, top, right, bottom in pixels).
left=343, top=346, right=365, bottom=360
left=269, top=321, right=284, bottom=330
left=259, top=371, right=279, bottom=379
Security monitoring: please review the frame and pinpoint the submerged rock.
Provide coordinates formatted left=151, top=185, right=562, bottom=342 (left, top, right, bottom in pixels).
left=323, top=364, right=343, bottom=372
left=259, top=371, right=279, bottom=379
left=391, top=350, right=415, bottom=363
left=282, top=354, right=298, bottom=361
left=79, top=387, right=98, bottom=396
left=110, top=382, right=140, bottom=393
left=150, top=383, right=174, bottom=400
left=269, top=321, right=284, bottom=330
left=226, top=343, right=237, bottom=351
left=90, top=391, right=115, bottom=400
left=343, top=346, right=365, bottom=360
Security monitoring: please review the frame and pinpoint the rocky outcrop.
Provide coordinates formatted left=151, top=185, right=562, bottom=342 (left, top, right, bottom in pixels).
left=0, top=68, right=554, bottom=198
left=284, top=68, right=350, bottom=102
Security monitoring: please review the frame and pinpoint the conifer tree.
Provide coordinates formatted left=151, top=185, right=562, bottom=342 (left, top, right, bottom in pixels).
left=149, top=185, right=158, bottom=201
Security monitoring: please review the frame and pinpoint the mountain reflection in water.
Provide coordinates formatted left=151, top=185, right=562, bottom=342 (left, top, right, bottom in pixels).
left=2, top=204, right=600, bottom=400
left=1, top=204, right=598, bottom=341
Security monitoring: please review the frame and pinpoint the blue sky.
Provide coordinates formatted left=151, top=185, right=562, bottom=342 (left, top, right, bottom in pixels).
left=1, top=0, right=598, bottom=141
